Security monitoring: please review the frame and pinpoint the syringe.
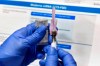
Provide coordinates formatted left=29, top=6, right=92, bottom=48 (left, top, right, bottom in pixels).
left=50, top=7, right=57, bottom=48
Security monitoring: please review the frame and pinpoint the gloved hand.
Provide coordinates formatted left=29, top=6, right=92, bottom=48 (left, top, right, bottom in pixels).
left=0, top=23, right=47, bottom=66
left=39, top=46, right=77, bottom=66
left=58, top=48, right=77, bottom=66
left=39, top=46, right=58, bottom=66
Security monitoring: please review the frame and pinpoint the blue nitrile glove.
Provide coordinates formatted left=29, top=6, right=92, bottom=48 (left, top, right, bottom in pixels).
left=39, top=46, right=77, bottom=66
left=39, top=46, right=58, bottom=66
left=0, top=23, right=47, bottom=66
left=58, top=48, right=77, bottom=66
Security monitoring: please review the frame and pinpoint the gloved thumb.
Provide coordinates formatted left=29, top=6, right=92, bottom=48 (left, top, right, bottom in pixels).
left=44, top=46, right=58, bottom=66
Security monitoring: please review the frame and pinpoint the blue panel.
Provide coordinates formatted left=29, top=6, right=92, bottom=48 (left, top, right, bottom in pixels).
left=31, top=12, right=75, bottom=20
left=57, top=44, right=71, bottom=49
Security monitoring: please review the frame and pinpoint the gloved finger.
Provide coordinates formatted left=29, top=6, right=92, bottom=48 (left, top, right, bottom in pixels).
left=39, top=59, right=45, bottom=66
left=25, top=22, right=37, bottom=35
left=58, top=49, right=77, bottom=66
left=40, top=46, right=62, bottom=66
left=45, top=46, right=58, bottom=66
left=48, top=35, right=52, bottom=45
left=37, top=53, right=44, bottom=59
left=26, top=25, right=47, bottom=45
left=37, top=52, right=45, bottom=59
left=47, top=23, right=52, bottom=44
left=13, top=23, right=37, bottom=38
left=43, top=45, right=51, bottom=53
left=39, top=58, right=63, bottom=66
